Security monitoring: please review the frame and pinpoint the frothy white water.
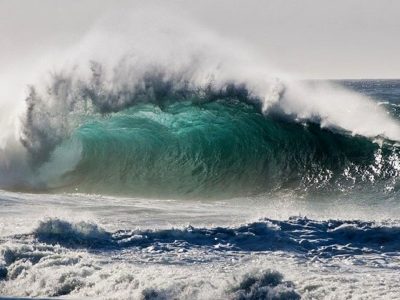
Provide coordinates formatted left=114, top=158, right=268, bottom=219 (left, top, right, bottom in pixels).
left=1, top=190, right=400, bottom=299
left=278, top=81, right=400, bottom=140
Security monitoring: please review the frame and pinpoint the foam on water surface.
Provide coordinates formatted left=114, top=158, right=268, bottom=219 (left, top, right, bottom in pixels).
left=1, top=190, right=400, bottom=299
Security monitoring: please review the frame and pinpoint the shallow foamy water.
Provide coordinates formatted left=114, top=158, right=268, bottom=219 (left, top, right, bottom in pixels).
left=1, top=190, right=399, bottom=299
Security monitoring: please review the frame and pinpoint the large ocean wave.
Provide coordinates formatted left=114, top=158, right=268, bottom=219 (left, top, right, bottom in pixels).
left=0, top=72, right=399, bottom=198
left=0, top=11, right=399, bottom=198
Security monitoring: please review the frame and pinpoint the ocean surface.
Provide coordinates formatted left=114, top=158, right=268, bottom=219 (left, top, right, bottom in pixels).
left=0, top=79, right=400, bottom=299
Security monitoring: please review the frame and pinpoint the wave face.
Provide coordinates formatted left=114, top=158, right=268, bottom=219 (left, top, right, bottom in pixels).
left=12, top=78, right=400, bottom=198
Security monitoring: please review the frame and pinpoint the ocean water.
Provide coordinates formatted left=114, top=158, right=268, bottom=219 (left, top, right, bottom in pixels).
left=0, top=76, right=400, bottom=299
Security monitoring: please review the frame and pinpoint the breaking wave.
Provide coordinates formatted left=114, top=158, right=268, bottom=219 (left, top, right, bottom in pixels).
left=3, top=78, right=400, bottom=197
left=0, top=10, right=399, bottom=198
left=20, top=83, right=400, bottom=197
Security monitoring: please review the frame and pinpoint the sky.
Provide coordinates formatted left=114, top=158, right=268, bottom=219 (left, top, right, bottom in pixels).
left=0, top=0, right=399, bottom=79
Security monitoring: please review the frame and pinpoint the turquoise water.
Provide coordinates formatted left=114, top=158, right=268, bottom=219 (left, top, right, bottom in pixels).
left=28, top=93, right=398, bottom=198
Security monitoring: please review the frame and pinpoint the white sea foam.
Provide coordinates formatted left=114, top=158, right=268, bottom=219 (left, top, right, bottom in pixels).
left=1, top=215, right=400, bottom=299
